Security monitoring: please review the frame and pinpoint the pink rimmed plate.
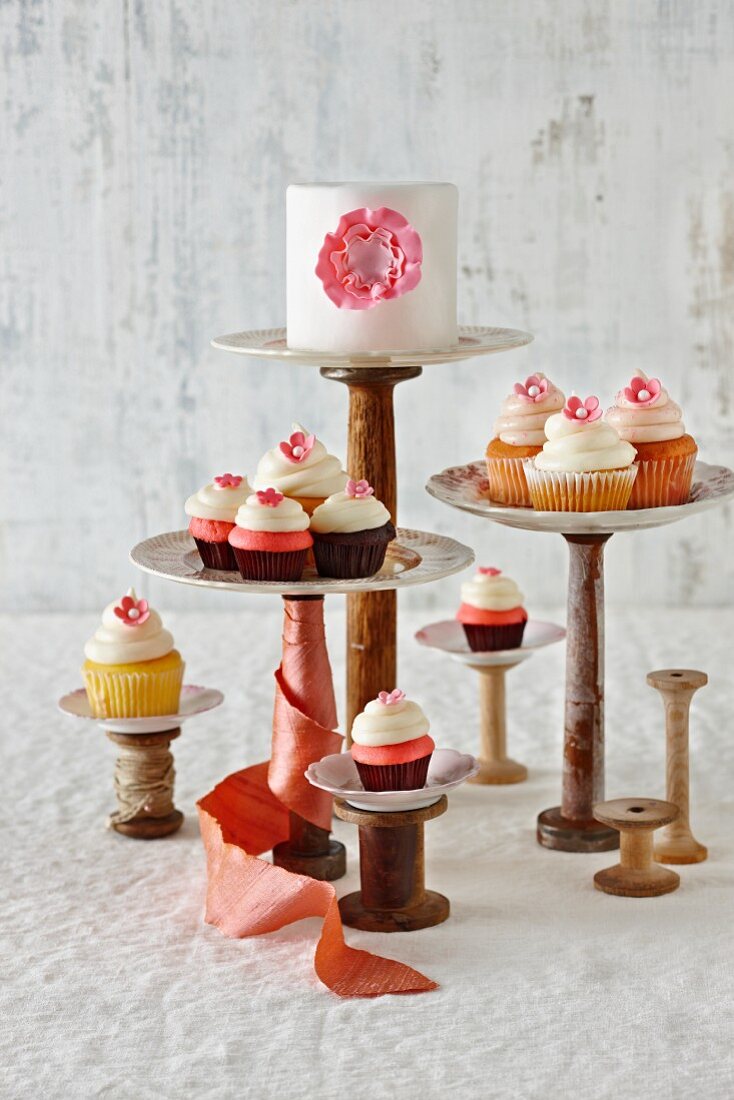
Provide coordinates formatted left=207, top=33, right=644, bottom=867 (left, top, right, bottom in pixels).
left=415, top=619, right=566, bottom=668
left=305, top=748, right=478, bottom=812
left=57, top=684, right=224, bottom=735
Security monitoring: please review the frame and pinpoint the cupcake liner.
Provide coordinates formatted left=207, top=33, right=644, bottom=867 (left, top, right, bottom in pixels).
left=231, top=547, right=308, bottom=583
left=462, top=620, right=527, bottom=652
left=523, top=464, right=638, bottom=512
left=628, top=452, right=696, bottom=509
left=485, top=456, right=533, bottom=507
left=83, top=664, right=185, bottom=719
left=355, top=753, right=433, bottom=792
left=194, top=537, right=238, bottom=571
left=312, top=523, right=395, bottom=579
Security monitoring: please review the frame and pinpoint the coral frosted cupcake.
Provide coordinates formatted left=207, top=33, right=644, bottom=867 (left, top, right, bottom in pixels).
left=82, top=590, right=185, bottom=718
left=228, top=488, right=313, bottom=582
left=185, top=473, right=252, bottom=570
left=351, top=689, right=435, bottom=792
left=604, top=372, right=697, bottom=509
left=524, top=394, right=637, bottom=512
left=310, top=478, right=395, bottom=578
left=456, top=567, right=528, bottom=651
left=485, top=374, right=565, bottom=506
left=253, top=424, right=348, bottom=515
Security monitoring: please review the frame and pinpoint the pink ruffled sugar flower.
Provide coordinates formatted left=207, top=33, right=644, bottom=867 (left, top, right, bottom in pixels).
left=279, top=430, right=315, bottom=464
left=316, top=207, right=423, bottom=311
left=478, top=567, right=502, bottom=576
left=623, top=376, right=661, bottom=406
left=563, top=395, right=602, bottom=423
left=378, top=688, right=406, bottom=706
left=513, top=375, right=549, bottom=402
left=213, top=473, right=243, bottom=489
left=256, top=488, right=284, bottom=507
left=345, top=478, right=375, bottom=500
left=114, top=593, right=150, bottom=627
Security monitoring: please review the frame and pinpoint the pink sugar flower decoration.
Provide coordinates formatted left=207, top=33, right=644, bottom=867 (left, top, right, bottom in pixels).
left=623, top=376, right=662, bottom=406
left=378, top=688, right=406, bottom=706
left=513, top=375, right=549, bottom=403
left=256, top=488, right=284, bottom=507
left=345, top=478, right=375, bottom=500
left=478, top=567, right=502, bottom=576
left=114, top=594, right=150, bottom=627
left=563, top=394, right=602, bottom=423
left=213, top=473, right=243, bottom=489
left=279, top=430, right=315, bottom=464
left=316, top=207, right=423, bottom=311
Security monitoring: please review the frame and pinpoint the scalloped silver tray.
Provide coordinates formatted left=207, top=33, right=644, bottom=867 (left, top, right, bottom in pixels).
left=211, top=325, right=532, bottom=367
left=130, top=528, right=474, bottom=596
left=426, top=460, right=734, bottom=535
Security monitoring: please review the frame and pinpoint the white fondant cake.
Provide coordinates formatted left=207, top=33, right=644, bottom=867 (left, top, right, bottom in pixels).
left=286, top=182, right=458, bottom=354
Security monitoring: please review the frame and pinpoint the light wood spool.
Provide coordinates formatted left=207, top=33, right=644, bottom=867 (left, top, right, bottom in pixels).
left=468, top=663, right=527, bottom=784
left=321, top=364, right=422, bottom=740
left=593, top=798, right=681, bottom=897
left=334, top=795, right=450, bottom=933
left=647, top=668, right=708, bottom=865
left=105, top=728, right=184, bottom=839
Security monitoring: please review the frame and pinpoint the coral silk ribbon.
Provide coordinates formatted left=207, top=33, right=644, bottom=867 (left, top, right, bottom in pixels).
left=196, top=598, right=436, bottom=998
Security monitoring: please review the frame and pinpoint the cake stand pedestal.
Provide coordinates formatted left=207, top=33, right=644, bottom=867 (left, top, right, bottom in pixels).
left=427, top=460, right=734, bottom=852
left=211, top=327, right=532, bottom=732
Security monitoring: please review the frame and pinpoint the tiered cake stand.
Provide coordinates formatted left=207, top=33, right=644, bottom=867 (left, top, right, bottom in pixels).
left=427, top=460, right=734, bottom=852
left=211, top=326, right=532, bottom=730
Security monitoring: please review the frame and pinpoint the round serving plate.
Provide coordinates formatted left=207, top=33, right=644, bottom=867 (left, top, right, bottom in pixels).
left=130, top=528, right=474, bottom=596
left=426, top=460, right=734, bottom=535
left=415, top=618, right=566, bottom=668
left=211, top=325, right=533, bottom=367
left=57, top=684, right=224, bottom=735
left=305, top=748, right=478, bottom=813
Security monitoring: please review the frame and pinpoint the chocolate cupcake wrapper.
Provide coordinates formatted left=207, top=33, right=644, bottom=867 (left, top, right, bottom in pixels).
left=486, top=456, right=533, bottom=507
left=311, top=523, right=395, bottom=579
left=628, top=452, right=696, bottom=509
left=82, top=665, right=185, bottom=719
left=355, top=754, right=433, bottom=792
left=462, top=621, right=527, bottom=652
left=231, top=547, right=308, bottom=583
left=523, top=464, right=638, bottom=512
left=194, top=537, right=238, bottom=571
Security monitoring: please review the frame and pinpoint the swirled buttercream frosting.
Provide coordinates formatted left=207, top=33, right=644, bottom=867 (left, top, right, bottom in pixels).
left=254, top=424, right=348, bottom=498
left=84, top=589, right=175, bottom=665
left=460, top=569, right=524, bottom=611
left=233, top=492, right=310, bottom=533
left=534, top=413, right=636, bottom=472
left=185, top=475, right=252, bottom=521
left=310, top=487, right=391, bottom=533
left=351, top=694, right=429, bottom=747
left=604, top=371, right=686, bottom=444
left=493, top=374, right=566, bottom=447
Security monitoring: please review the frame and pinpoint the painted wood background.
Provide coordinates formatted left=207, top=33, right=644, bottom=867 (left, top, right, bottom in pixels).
left=2, top=0, right=733, bottom=613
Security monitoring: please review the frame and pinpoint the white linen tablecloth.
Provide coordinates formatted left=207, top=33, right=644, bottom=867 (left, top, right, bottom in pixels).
left=2, top=606, right=732, bottom=1099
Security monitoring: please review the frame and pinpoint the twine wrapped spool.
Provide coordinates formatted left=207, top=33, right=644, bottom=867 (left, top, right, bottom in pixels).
left=105, top=728, right=184, bottom=839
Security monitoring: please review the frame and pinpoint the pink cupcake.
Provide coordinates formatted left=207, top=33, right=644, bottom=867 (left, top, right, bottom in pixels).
left=185, top=473, right=252, bottom=570
left=350, top=689, right=435, bottom=792
left=228, top=488, right=313, bottom=582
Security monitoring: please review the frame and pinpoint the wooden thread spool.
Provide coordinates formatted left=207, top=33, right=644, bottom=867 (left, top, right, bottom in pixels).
left=468, top=663, right=527, bottom=785
left=334, top=796, right=450, bottom=932
left=105, top=728, right=183, bottom=839
left=647, top=668, right=708, bottom=865
left=593, top=798, right=681, bottom=897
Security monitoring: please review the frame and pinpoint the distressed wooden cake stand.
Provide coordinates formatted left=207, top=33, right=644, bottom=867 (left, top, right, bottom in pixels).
left=427, top=460, right=734, bottom=852
left=211, top=326, right=532, bottom=732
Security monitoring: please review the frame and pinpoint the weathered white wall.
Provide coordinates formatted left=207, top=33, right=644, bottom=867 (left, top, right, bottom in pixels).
left=2, top=0, right=733, bottom=613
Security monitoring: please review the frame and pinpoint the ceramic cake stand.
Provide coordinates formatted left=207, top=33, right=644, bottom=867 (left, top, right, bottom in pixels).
left=427, top=460, right=734, bottom=852
left=211, top=326, right=531, bottom=733
left=131, top=527, right=473, bottom=878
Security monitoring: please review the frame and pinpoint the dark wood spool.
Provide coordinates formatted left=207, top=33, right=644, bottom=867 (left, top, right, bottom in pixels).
left=105, top=728, right=184, bottom=839
left=537, top=533, right=619, bottom=852
left=321, top=364, right=423, bottom=738
left=334, top=795, right=450, bottom=933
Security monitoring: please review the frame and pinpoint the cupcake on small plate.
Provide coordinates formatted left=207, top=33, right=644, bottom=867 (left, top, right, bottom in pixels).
left=456, top=567, right=528, bottom=651
left=82, top=589, right=185, bottom=718
left=524, top=394, right=637, bottom=512
left=485, top=374, right=565, bottom=506
left=228, top=488, right=313, bottom=582
left=185, top=473, right=252, bottom=570
left=604, top=371, right=697, bottom=509
left=253, top=424, right=348, bottom=516
left=351, top=689, right=435, bottom=792
left=310, top=478, right=395, bottom=578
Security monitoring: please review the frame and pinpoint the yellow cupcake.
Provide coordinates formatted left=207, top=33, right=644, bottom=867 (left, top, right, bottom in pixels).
left=82, top=590, right=185, bottom=718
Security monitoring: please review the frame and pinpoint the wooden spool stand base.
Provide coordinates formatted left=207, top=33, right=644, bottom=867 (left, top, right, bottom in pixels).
left=537, top=534, right=618, bottom=852
left=105, top=728, right=184, bottom=839
left=334, top=796, right=450, bottom=932
left=593, top=798, right=680, bottom=897
left=468, top=663, right=527, bottom=785
left=321, top=365, right=422, bottom=738
left=273, top=812, right=347, bottom=881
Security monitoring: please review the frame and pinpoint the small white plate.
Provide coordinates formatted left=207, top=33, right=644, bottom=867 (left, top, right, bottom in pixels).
left=305, top=748, right=478, bottom=812
left=415, top=619, right=566, bottom=667
left=57, top=684, right=224, bottom=734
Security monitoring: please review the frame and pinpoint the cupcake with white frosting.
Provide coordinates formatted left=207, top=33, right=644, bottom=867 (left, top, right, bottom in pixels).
left=185, top=473, right=252, bottom=570
left=82, top=589, right=185, bottom=718
left=350, top=689, right=435, bottom=791
left=485, top=374, right=565, bottom=506
left=309, top=479, right=395, bottom=578
left=253, top=424, right=348, bottom=516
left=228, top=488, right=313, bottom=582
left=604, top=372, right=697, bottom=508
left=524, top=394, right=637, bottom=511
left=456, top=568, right=528, bottom=651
